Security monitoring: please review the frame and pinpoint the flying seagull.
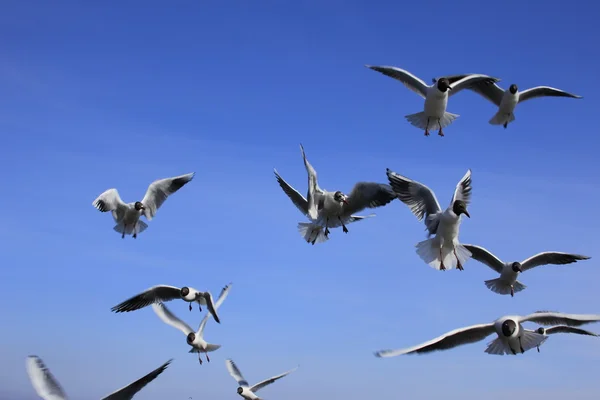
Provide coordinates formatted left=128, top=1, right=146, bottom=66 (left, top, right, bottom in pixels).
left=26, top=355, right=171, bottom=400
left=152, top=283, right=231, bottom=364
left=92, top=173, right=195, bottom=238
left=374, top=311, right=600, bottom=357
left=110, top=284, right=225, bottom=322
left=386, top=168, right=472, bottom=271
left=463, top=244, right=591, bottom=297
left=366, top=66, right=499, bottom=136
left=225, top=358, right=297, bottom=400
left=434, top=75, right=582, bottom=128
left=532, top=325, right=599, bottom=352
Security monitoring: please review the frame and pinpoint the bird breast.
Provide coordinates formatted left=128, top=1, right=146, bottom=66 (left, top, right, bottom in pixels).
left=424, top=88, right=448, bottom=117
left=123, top=206, right=142, bottom=224
left=499, top=265, right=519, bottom=283
left=500, top=92, right=519, bottom=112
left=322, top=196, right=344, bottom=216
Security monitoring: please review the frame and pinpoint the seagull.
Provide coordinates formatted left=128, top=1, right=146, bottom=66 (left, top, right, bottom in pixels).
left=365, top=66, right=499, bottom=136
left=110, top=284, right=224, bottom=322
left=374, top=311, right=600, bottom=357
left=435, top=75, right=582, bottom=128
left=462, top=244, right=591, bottom=297
left=225, top=359, right=297, bottom=400
left=386, top=168, right=472, bottom=271
left=92, top=173, right=195, bottom=238
left=274, top=144, right=393, bottom=244
left=297, top=144, right=396, bottom=237
left=532, top=325, right=599, bottom=352
left=26, top=355, right=171, bottom=400
left=152, top=283, right=231, bottom=365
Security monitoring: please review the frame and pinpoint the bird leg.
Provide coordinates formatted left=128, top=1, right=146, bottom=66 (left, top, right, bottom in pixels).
left=339, top=216, right=348, bottom=233
left=537, top=346, right=540, bottom=353
left=198, top=304, right=202, bottom=312
left=424, top=117, right=430, bottom=136
left=324, top=217, right=330, bottom=236
left=198, top=354, right=203, bottom=365
left=189, top=303, right=193, bottom=311
left=437, top=119, right=444, bottom=136
left=518, top=336, right=524, bottom=353
left=439, top=248, right=446, bottom=271
left=206, top=353, right=210, bottom=362
left=121, top=229, right=125, bottom=239
left=510, top=286, right=514, bottom=297
left=454, top=249, right=463, bottom=271
left=511, top=347, right=517, bottom=355
left=133, top=232, right=137, bottom=239
left=503, top=122, right=508, bottom=129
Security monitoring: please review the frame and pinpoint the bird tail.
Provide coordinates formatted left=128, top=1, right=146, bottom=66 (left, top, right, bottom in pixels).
left=484, top=331, right=547, bottom=355
left=112, top=220, right=148, bottom=236
left=405, top=111, right=459, bottom=130
left=415, top=239, right=471, bottom=271
left=297, top=222, right=329, bottom=245
left=489, top=111, right=515, bottom=126
left=484, top=278, right=527, bottom=295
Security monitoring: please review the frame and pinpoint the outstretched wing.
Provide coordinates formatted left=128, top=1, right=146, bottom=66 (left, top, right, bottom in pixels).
left=518, top=86, right=582, bottom=104
left=545, top=326, right=599, bottom=337
left=198, top=283, right=232, bottom=336
left=448, top=74, right=500, bottom=97
left=152, top=302, right=194, bottom=336
left=342, top=182, right=396, bottom=216
left=462, top=244, right=504, bottom=273
left=300, top=144, right=322, bottom=220
left=101, top=359, right=172, bottom=400
left=225, top=359, right=249, bottom=387
left=26, top=356, right=68, bottom=400
left=141, top=172, right=195, bottom=220
left=365, top=65, right=429, bottom=98
left=110, top=285, right=182, bottom=313
left=93, top=188, right=128, bottom=222
left=520, top=252, right=590, bottom=272
left=449, top=169, right=472, bottom=206
left=463, top=80, right=505, bottom=106
left=273, top=169, right=308, bottom=216
left=374, top=323, right=495, bottom=357
left=386, top=169, right=441, bottom=221
left=521, top=312, right=600, bottom=327
left=250, top=366, right=298, bottom=393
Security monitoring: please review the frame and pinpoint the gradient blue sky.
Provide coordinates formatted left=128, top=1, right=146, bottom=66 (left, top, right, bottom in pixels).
left=1, top=1, right=599, bottom=399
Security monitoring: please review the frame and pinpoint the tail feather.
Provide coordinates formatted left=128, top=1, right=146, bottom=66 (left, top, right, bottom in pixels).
left=484, top=279, right=527, bottom=295
left=489, top=111, right=515, bottom=126
left=485, top=331, right=547, bottom=355
left=113, top=220, right=148, bottom=236
left=415, top=239, right=471, bottom=271
left=405, top=111, right=459, bottom=130
left=297, top=222, right=329, bottom=245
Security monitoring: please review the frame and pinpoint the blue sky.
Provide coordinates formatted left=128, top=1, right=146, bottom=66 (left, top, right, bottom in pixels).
left=1, top=0, right=599, bottom=399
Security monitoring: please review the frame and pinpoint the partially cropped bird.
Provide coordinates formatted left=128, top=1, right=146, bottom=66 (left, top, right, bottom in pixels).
left=92, top=173, right=194, bottom=238
left=225, top=358, right=297, bottom=400
left=532, top=325, right=599, bottom=352
left=387, top=168, right=472, bottom=271
left=26, top=355, right=171, bottom=400
left=366, top=66, right=499, bottom=136
left=463, top=244, right=591, bottom=297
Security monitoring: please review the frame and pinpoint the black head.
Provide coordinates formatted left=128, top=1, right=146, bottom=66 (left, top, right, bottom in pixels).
left=536, top=327, right=546, bottom=335
left=436, top=77, right=452, bottom=92
left=452, top=200, right=470, bottom=218
left=333, top=191, right=349, bottom=205
left=237, top=387, right=243, bottom=394
left=511, top=262, right=522, bottom=273
left=181, top=287, right=190, bottom=297
left=509, top=84, right=518, bottom=94
left=134, top=201, right=146, bottom=211
left=186, top=332, right=196, bottom=344
left=501, top=319, right=517, bottom=337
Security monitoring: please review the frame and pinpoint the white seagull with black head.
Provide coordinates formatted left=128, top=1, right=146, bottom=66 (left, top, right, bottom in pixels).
left=531, top=324, right=599, bottom=352
left=435, top=75, right=582, bottom=128
left=152, top=283, right=231, bottom=364
left=366, top=66, right=499, bottom=136
left=374, top=311, right=600, bottom=357
left=111, top=284, right=226, bottom=322
left=225, top=359, right=297, bottom=400
left=26, top=355, right=171, bottom=400
left=92, top=173, right=195, bottom=238
left=387, top=168, right=472, bottom=271
left=463, top=244, right=591, bottom=297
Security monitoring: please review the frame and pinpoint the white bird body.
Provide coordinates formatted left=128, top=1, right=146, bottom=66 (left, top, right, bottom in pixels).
left=423, top=85, right=449, bottom=119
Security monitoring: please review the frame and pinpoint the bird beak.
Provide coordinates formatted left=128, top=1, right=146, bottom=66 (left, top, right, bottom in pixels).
left=140, top=205, right=146, bottom=210
left=447, top=86, right=453, bottom=90
left=462, top=209, right=470, bottom=218
left=516, top=266, right=522, bottom=272
left=343, top=199, right=349, bottom=205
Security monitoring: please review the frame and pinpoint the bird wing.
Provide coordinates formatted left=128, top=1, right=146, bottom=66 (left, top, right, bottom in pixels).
left=26, top=356, right=68, bottom=400
left=520, top=252, right=590, bottom=272
left=432, top=74, right=471, bottom=85
left=545, top=326, right=599, bottom=337
left=386, top=168, right=441, bottom=221
left=299, top=144, right=322, bottom=220
left=374, top=323, right=495, bottom=357
left=448, top=74, right=501, bottom=97
left=518, top=86, right=582, bottom=104
left=151, top=302, right=194, bottom=336
left=100, top=359, right=172, bottom=400
left=273, top=169, right=308, bottom=216
left=198, top=283, right=232, bottom=336
left=93, top=188, right=128, bottom=222
left=110, top=285, right=182, bottom=313
left=462, top=244, right=504, bottom=273
left=449, top=169, right=472, bottom=207
left=250, top=367, right=298, bottom=393
left=225, top=359, right=250, bottom=387
left=463, top=80, right=505, bottom=106
left=141, top=172, right=195, bottom=220
left=520, top=312, right=600, bottom=327
left=365, top=65, right=429, bottom=98
left=342, top=182, right=396, bottom=216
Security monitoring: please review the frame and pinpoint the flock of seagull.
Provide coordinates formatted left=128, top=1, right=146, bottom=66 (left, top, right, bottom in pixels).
left=25, top=65, right=597, bottom=399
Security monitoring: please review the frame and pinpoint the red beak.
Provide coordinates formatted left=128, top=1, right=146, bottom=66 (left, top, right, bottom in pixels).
left=343, top=199, right=349, bottom=205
